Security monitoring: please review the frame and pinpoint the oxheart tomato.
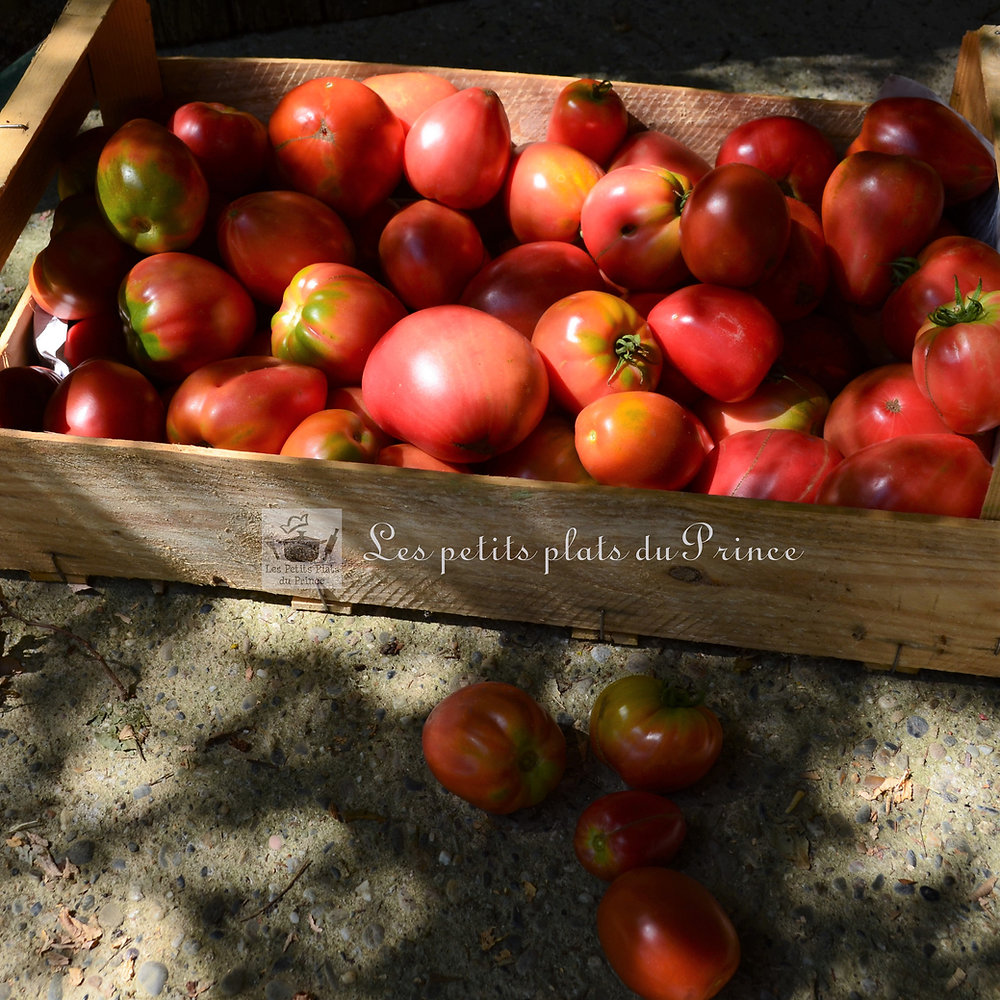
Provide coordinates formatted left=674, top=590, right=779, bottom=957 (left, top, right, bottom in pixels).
left=589, top=676, right=723, bottom=792
left=545, top=78, right=629, bottom=167
left=480, top=412, right=594, bottom=484
left=816, top=433, right=992, bottom=517
left=0, top=366, right=62, bottom=430
left=573, top=790, right=686, bottom=881
left=278, top=408, right=379, bottom=462
left=608, top=129, right=712, bottom=185
left=362, top=70, right=459, bottom=135
left=268, top=76, right=404, bottom=219
left=597, top=867, right=740, bottom=1000
left=646, top=284, right=783, bottom=402
left=361, top=305, right=549, bottom=464
left=421, top=680, right=566, bottom=814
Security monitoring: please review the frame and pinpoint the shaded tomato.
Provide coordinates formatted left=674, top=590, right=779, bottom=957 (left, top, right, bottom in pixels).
left=597, top=868, right=740, bottom=1000
left=608, top=129, right=712, bottom=185
left=326, top=384, right=396, bottom=451
left=376, top=441, right=467, bottom=472
left=778, top=312, right=868, bottom=397
left=481, top=412, right=594, bottom=483
left=0, top=366, right=62, bottom=430
left=362, top=70, right=459, bottom=135
left=421, top=680, right=566, bottom=814
left=546, top=78, right=629, bottom=167
left=63, top=311, right=130, bottom=368
left=573, top=790, right=686, bottom=881
left=56, top=124, right=114, bottom=200
left=278, top=408, right=379, bottom=462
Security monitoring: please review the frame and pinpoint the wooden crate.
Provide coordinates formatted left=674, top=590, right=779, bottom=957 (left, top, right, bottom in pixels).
left=3, top=0, right=1000, bottom=675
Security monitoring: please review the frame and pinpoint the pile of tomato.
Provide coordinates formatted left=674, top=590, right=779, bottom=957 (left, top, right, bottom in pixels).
left=2, top=70, right=998, bottom=517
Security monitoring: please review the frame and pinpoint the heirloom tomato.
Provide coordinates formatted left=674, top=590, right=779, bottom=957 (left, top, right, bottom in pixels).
left=268, top=75, right=404, bottom=218
left=545, top=78, right=629, bottom=167
left=0, top=366, right=62, bottom=430
left=217, top=189, right=356, bottom=306
left=361, top=70, right=458, bottom=135
left=597, top=867, right=740, bottom=1000
left=326, top=385, right=396, bottom=451
left=56, top=124, right=114, bottom=199
left=271, top=262, right=407, bottom=386
left=404, top=86, right=512, bottom=209
left=63, top=311, right=130, bottom=368
left=573, top=790, right=686, bottom=881
left=119, top=251, right=257, bottom=383
left=608, top=129, right=712, bottom=184
left=421, top=680, right=566, bottom=814
left=278, top=408, right=379, bottom=462
left=531, top=290, right=663, bottom=413
left=481, top=412, right=594, bottom=484
left=95, top=117, right=209, bottom=253
left=589, top=675, right=723, bottom=792
left=361, top=305, right=549, bottom=464
left=376, top=442, right=466, bottom=472
left=779, top=312, right=867, bottom=397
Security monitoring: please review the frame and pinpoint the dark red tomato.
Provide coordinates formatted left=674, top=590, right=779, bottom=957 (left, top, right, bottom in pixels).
left=63, top=311, right=130, bottom=368
left=377, top=198, right=489, bottom=310
left=271, top=262, right=407, bottom=386
left=779, top=312, right=868, bottom=397
left=679, top=161, right=791, bottom=287
left=579, top=165, right=691, bottom=292
left=481, top=412, right=594, bottom=484
left=881, top=235, right=1000, bottom=360
left=689, top=427, right=843, bottom=503
left=361, top=305, right=549, bottom=464
left=361, top=70, right=459, bottom=135
left=404, top=86, right=512, bottom=209
left=816, top=433, right=992, bottom=517
left=0, top=366, right=62, bottom=430
left=597, top=867, right=740, bottom=1000
left=269, top=76, right=404, bottom=219
left=326, top=384, right=396, bottom=451
left=646, top=283, right=784, bottom=402
left=166, top=355, right=328, bottom=453
left=589, top=676, right=723, bottom=792
left=217, top=189, right=357, bottom=306
left=460, top=241, right=606, bottom=337
left=823, top=363, right=954, bottom=456
left=573, top=790, right=686, bottom=881
left=503, top=140, right=605, bottom=244
left=531, top=290, right=663, bottom=413
left=42, top=358, right=164, bottom=442
left=714, top=114, right=840, bottom=213
left=56, top=124, right=114, bottom=199
left=608, top=129, right=712, bottom=185
left=821, top=151, right=944, bottom=308
left=846, top=96, right=997, bottom=205
left=421, top=680, right=566, bottom=814
left=376, top=441, right=467, bottom=472
left=278, top=408, right=379, bottom=462
left=546, top=78, right=629, bottom=167
left=574, top=391, right=707, bottom=491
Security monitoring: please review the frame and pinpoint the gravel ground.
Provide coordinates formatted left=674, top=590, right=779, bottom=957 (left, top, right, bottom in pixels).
left=4, top=3, right=1000, bottom=999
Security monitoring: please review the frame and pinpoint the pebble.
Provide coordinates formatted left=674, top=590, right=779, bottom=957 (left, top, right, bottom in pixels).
left=906, top=715, right=930, bottom=738
left=133, top=784, right=152, bottom=800
left=46, top=975, right=62, bottom=1000
left=264, top=979, right=293, bottom=1000
left=64, top=839, right=95, bottom=866
left=218, top=967, right=250, bottom=996
left=137, top=960, right=169, bottom=996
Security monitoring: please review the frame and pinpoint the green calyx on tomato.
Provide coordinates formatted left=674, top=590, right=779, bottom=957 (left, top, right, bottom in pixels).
left=609, top=332, right=656, bottom=384
left=926, top=277, right=986, bottom=327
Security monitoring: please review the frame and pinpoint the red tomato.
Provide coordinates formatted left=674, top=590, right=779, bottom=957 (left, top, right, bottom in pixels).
left=376, top=442, right=467, bottom=472
left=278, top=408, right=379, bottom=462
left=56, top=124, right=114, bottom=200
left=404, top=87, right=512, bottom=209
left=421, top=680, right=566, bottom=814
left=823, top=363, right=954, bottom=456
left=589, top=675, right=723, bottom=792
left=597, top=868, right=740, bottom=1000
left=679, top=161, right=791, bottom=287
left=816, top=433, right=992, bottom=517
left=573, top=790, right=686, bottom=881
left=579, top=165, right=691, bottom=292
left=459, top=241, right=606, bottom=337
left=326, top=384, right=396, bottom=451
left=821, top=151, right=945, bottom=308
left=268, top=76, right=404, bottom=218
left=574, top=391, right=707, bottom=491
left=714, top=114, right=840, bottom=213
left=481, top=412, right=594, bottom=484
left=608, top=129, right=712, bottom=185
left=63, top=311, right=130, bottom=368
left=362, top=70, right=459, bottom=135
left=361, top=305, right=549, bottom=464
left=0, top=366, right=62, bottom=430
left=546, top=78, right=629, bottom=167
left=779, top=312, right=868, bottom=397
left=503, top=141, right=605, bottom=244
left=689, top=427, right=843, bottom=503
left=377, top=199, right=489, bottom=310
left=43, top=358, right=164, bottom=442
left=216, top=189, right=357, bottom=306
left=646, top=284, right=783, bottom=402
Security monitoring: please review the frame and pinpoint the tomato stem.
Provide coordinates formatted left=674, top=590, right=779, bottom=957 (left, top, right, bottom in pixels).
left=927, top=277, right=985, bottom=328
left=608, top=333, right=654, bottom=384
left=889, top=255, right=921, bottom=288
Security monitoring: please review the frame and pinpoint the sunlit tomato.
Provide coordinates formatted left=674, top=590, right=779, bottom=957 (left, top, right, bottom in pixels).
left=597, top=868, right=740, bottom=1000
left=646, top=284, right=783, bottom=402
left=278, top=408, right=379, bottom=462
left=362, top=70, right=459, bottom=135
left=689, top=427, right=843, bottom=503
left=816, top=433, right=992, bottom=517
left=376, top=442, right=467, bottom=472
left=326, top=384, right=396, bottom=451
left=0, top=366, right=62, bottom=430
left=531, top=290, right=662, bottom=413
left=608, top=129, right=712, bottom=185
left=574, top=391, right=707, bottom=491
left=679, top=161, right=791, bottom=287
left=573, top=790, right=686, bottom=881
left=271, top=262, right=407, bottom=386
left=361, top=305, right=549, bottom=464
left=714, top=114, right=840, bottom=213
left=589, top=676, right=723, bottom=792
left=580, top=165, right=691, bottom=292
left=377, top=198, right=489, bottom=310
left=779, top=312, right=868, bottom=397
left=460, top=241, right=606, bottom=337
left=404, top=86, right=512, bottom=209
left=503, top=141, right=605, bottom=244
left=268, top=75, right=404, bottom=219
left=546, top=78, right=629, bottom=167
left=216, top=189, right=356, bottom=306
left=63, top=311, right=130, bottom=368
left=823, top=363, right=954, bottom=456
left=481, top=412, right=594, bottom=483
left=43, top=358, right=164, bottom=441
left=421, top=680, right=567, bottom=814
